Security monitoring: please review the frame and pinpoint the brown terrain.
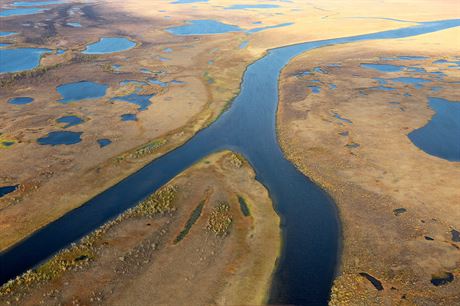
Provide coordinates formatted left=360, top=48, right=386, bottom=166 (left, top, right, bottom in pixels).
left=278, top=28, right=460, bottom=304
left=2, top=0, right=459, bottom=253
left=1, top=0, right=460, bottom=304
left=0, top=151, right=280, bottom=305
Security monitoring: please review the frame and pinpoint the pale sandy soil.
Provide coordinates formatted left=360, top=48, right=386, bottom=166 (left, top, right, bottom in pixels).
left=0, top=151, right=280, bottom=305
left=278, top=27, right=460, bottom=304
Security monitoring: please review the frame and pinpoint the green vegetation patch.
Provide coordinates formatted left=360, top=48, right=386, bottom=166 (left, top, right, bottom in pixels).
left=131, top=185, right=177, bottom=216
left=174, top=200, right=205, bottom=244
left=228, top=153, right=243, bottom=168
left=237, top=195, right=250, bottom=217
left=207, top=201, right=232, bottom=236
left=126, top=139, right=167, bottom=160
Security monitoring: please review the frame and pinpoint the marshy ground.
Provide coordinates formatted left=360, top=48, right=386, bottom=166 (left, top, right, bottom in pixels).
left=278, top=27, right=460, bottom=304
left=0, top=151, right=280, bottom=305
left=1, top=0, right=460, bottom=304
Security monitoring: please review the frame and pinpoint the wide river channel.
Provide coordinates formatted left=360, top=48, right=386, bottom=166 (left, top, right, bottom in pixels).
left=1, top=18, right=460, bottom=305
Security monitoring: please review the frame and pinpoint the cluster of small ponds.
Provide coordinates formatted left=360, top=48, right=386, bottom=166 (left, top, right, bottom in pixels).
left=300, top=56, right=459, bottom=161
left=6, top=76, right=185, bottom=146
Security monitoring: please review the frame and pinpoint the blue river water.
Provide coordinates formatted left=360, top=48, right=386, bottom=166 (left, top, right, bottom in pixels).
left=1, top=19, right=459, bottom=305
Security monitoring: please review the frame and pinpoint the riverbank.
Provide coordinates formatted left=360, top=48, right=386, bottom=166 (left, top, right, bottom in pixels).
left=2, top=0, right=459, bottom=254
left=0, top=151, right=280, bottom=305
left=277, top=27, right=460, bottom=304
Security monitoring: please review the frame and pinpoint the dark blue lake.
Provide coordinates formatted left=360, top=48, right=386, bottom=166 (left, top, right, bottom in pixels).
left=57, top=81, right=108, bottom=103
left=37, top=131, right=82, bottom=146
left=409, top=97, right=460, bottom=161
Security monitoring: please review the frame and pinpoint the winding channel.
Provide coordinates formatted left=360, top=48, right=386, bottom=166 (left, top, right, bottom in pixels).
left=1, top=19, right=460, bottom=305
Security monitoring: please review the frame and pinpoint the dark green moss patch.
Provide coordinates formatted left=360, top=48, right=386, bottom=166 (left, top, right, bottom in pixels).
left=174, top=200, right=205, bottom=244
left=237, top=195, right=250, bottom=217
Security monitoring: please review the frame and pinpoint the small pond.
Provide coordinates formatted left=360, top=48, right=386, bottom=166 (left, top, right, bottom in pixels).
left=97, top=139, right=112, bottom=147
left=82, top=37, right=136, bottom=55
left=0, top=185, right=18, bottom=198
left=8, top=97, right=33, bottom=105
left=225, top=4, right=279, bottom=10
left=57, top=115, right=84, bottom=128
left=111, top=94, right=154, bottom=111
left=167, top=20, right=242, bottom=35
left=0, top=8, right=46, bottom=17
left=12, top=1, right=64, bottom=6
left=0, top=31, right=17, bottom=37
left=66, top=22, right=81, bottom=28
left=57, top=81, right=108, bottom=103
left=37, top=131, right=82, bottom=146
left=361, top=63, right=405, bottom=72
left=121, top=114, right=137, bottom=121
left=171, top=0, right=208, bottom=3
